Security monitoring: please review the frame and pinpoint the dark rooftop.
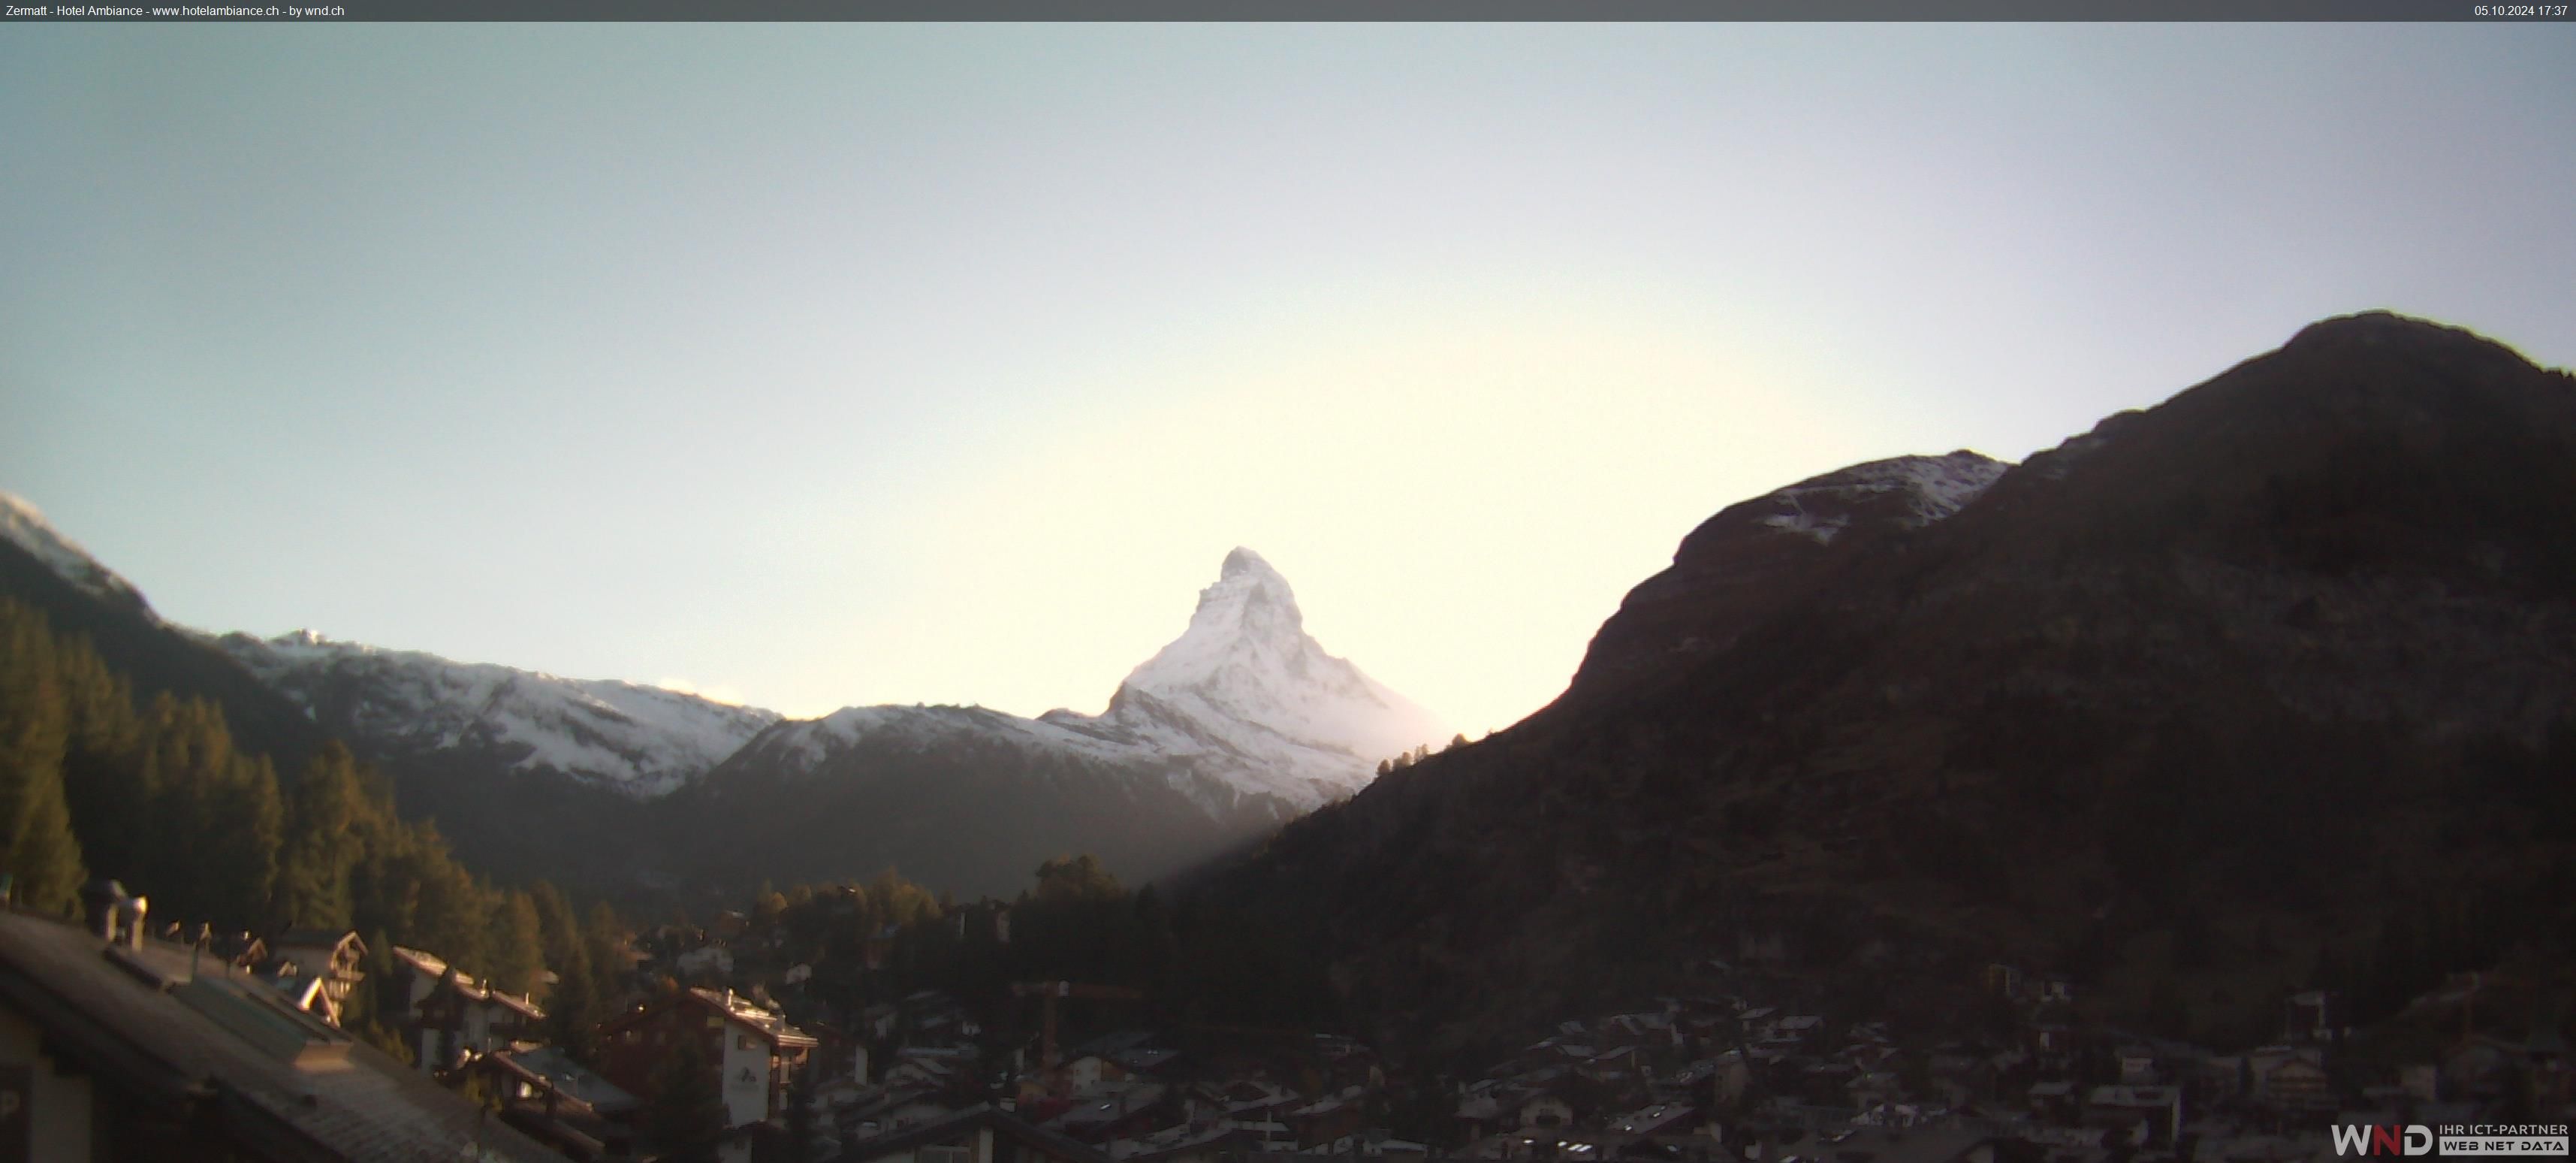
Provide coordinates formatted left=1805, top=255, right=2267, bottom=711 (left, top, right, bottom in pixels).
left=0, top=907, right=559, bottom=1163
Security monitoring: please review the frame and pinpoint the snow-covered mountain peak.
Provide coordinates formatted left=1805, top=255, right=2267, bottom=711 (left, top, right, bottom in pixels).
left=0, top=492, right=147, bottom=609
left=1093, top=548, right=1451, bottom=805
left=1205, top=547, right=1301, bottom=631
left=766, top=548, right=1452, bottom=814
left=1126, top=547, right=1308, bottom=692
left=1220, top=545, right=1277, bottom=581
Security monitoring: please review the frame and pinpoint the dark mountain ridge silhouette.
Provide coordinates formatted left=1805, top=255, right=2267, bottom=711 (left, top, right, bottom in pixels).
left=1220, top=312, right=2576, bottom=1059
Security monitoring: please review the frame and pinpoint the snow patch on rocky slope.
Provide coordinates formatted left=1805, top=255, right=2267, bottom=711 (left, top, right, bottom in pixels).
left=220, top=631, right=782, bottom=797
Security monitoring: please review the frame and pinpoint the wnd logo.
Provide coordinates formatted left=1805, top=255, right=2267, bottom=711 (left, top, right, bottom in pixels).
left=2330, top=1125, right=2435, bottom=1156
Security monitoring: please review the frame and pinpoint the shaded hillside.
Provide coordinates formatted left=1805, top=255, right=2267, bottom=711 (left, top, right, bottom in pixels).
left=1225, top=313, right=2576, bottom=1062
left=668, top=716, right=1293, bottom=900
left=0, top=536, right=327, bottom=769
left=0, top=506, right=662, bottom=902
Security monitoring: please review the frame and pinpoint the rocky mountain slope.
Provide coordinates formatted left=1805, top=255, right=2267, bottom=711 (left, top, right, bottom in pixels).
left=0, top=499, right=327, bottom=767
left=1223, top=312, right=2576, bottom=1061
left=216, top=630, right=781, bottom=798
left=0, top=494, right=149, bottom=611
left=1563, top=450, right=2008, bottom=708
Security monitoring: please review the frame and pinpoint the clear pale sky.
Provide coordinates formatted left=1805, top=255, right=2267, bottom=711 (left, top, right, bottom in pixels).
left=4, top=25, right=2571, bottom=734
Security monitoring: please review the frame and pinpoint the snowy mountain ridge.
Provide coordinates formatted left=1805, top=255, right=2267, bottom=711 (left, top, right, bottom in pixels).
left=0, top=494, right=149, bottom=610
left=217, top=630, right=783, bottom=797
left=2, top=482, right=1446, bottom=812
left=752, top=548, right=1452, bottom=812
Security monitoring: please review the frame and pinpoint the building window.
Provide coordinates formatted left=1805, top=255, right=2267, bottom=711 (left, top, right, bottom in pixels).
left=923, top=1144, right=971, bottom=1163
left=740, top=1034, right=758, bottom=1051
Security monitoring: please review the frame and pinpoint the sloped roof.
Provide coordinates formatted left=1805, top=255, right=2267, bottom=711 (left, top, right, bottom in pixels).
left=490, top=1046, right=641, bottom=1115
left=0, top=908, right=557, bottom=1163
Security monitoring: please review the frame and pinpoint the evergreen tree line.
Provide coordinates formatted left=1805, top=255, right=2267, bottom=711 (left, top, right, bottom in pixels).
left=0, top=597, right=570, bottom=1006
left=734, top=853, right=1338, bottom=1056
left=1376, top=733, right=1473, bottom=777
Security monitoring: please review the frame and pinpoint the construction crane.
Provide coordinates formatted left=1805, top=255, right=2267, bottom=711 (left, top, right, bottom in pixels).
left=1011, top=980, right=1146, bottom=1073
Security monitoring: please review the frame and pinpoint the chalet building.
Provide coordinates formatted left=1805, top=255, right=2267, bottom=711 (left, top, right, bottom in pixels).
left=385, top=944, right=545, bottom=1072
left=260, top=928, right=368, bottom=1027
left=387, top=944, right=453, bottom=1017
left=415, top=969, right=545, bottom=1073
left=599, top=986, right=818, bottom=1128
left=0, top=899, right=560, bottom=1161
left=467, top=1045, right=643, bottom=1160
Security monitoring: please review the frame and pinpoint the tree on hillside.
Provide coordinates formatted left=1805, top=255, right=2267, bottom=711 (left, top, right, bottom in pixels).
left=486, top=889, right=546, bottom=997
left=647, top=1033, right=725, bottom=1163
left=1034, top=854, right=1124, bottom=905
left=277, top=742, right=367, bottom=929
left=783, top=1056, right=820, bottom=1162
left=0, top=606, right=85, bottom=911
left=0, top=599, right=572, bottom=998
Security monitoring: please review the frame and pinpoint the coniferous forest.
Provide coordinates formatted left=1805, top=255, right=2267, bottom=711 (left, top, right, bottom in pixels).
left=0, top=596, right=599, bottom=1047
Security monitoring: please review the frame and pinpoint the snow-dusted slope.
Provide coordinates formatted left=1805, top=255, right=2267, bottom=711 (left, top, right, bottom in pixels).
left=1756, top=451, right=2010, bottom=545
left=0, top=493, right=149, bottom=610
left=1564, top=450, right=2013, bottom=703
left=219, top=631, right=782, bottom=797
left=747, top=548, right=1452, bottom=812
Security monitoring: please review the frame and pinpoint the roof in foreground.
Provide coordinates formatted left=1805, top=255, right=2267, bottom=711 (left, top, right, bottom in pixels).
left=0, top=908, right=560, bottom=1163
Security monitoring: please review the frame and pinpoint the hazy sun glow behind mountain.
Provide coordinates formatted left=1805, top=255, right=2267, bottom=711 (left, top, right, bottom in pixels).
left=4, top=26, right=2571, bottom=737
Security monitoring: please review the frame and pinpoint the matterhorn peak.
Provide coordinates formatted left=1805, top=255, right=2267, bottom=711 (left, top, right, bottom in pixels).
left=1078, top=548, right=1450, bottom=805
left=1220, top=545, right=1275, bottom=579
left=1181, top=545, right=1305, bottom=643
left=1211, top=546, right=1283, bottom=582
